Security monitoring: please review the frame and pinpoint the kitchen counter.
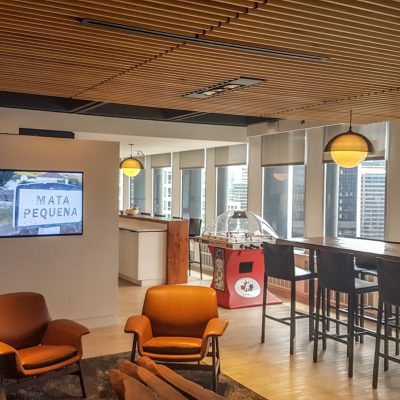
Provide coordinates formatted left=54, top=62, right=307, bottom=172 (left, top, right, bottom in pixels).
left=118, top=215, right=188, bottom=285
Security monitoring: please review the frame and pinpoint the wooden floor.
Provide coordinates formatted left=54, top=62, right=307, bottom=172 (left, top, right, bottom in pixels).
left=83, top=276, right=400, bottom=400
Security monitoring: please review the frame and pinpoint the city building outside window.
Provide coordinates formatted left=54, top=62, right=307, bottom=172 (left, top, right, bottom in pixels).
left=262, top=165, right=305, bottom=238
left=216, top=165, right=248, bottom=215
left=153, top=167, right=172, bottom=217
left=324, top=160, right=386, bottom=240
left=129, top=170, right=146, bottom=211
left=181, top=168, right=205, bottom=221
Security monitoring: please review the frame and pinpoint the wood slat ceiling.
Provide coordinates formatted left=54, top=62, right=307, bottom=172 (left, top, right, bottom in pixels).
left=1, top=0, right=400, bottom=124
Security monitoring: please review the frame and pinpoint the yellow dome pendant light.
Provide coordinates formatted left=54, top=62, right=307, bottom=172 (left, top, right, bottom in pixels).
left=324, top=110, right=374, bottom=168
left=120, top=144, right=144, bottom=177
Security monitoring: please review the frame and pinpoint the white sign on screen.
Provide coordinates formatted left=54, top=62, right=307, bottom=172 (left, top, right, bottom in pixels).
left=16, top=188, right=82, bottom=228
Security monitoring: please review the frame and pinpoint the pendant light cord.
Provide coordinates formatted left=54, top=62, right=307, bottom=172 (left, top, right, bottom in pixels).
left=349, top=109, right=353, bottom=131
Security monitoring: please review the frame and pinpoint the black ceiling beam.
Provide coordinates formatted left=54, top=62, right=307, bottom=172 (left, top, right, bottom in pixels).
left=66, top=99, right=104, bottom=113
left=164, top=111, right=208, bottom=122
left=0, top=91, right=277, bottom=126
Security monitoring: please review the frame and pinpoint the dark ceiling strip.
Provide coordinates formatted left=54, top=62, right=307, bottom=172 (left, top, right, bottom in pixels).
left=166, top=111, right=209, bottom=122
left=79, top=18, right=328, bottom=62
left=67, top=100, right=103, bottom=113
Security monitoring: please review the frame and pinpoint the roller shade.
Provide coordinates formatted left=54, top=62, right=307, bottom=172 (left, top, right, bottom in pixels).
left=215, top=144, right=247, bottom=167
left=179, top=149, right=205, bottom=169
left=261, top=130, right=305, bottom=166
left=151, top=153, right=171, bottom=168
left=323, top=122, right=386, bottom=162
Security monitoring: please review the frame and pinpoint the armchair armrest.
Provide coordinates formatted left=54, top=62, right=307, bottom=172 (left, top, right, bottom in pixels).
left=0, top=342, right=25, bottom=377
left=41, top=319, right=90, bottom=355
left=203, top=318, right=229, bottom=339
left=124, top=315, right=153, bottom=351
left=0, top=342, right=17, bottom=357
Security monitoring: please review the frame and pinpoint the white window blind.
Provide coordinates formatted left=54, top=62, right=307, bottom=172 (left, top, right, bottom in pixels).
left=151, top=153, right=171, bottom=168
left=323, top=122, right=386, bottom=162
left=215, top=144, right=247, bottom=167
left=261, top=130, right=305, bottom=166
left=179, top=149, right=205, bottom=169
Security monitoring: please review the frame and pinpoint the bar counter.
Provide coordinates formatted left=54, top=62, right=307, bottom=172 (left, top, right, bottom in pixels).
left=119, top=215, right=189, bottom=285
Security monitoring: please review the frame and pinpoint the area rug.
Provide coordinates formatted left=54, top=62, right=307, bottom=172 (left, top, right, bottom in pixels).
left=6, top=352, right=266, bottom=399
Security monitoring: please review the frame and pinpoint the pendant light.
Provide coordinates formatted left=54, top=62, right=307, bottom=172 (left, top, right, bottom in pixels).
left=120, top=144, right=144, bottom=177
left=324, top=110, right=374, bottom=168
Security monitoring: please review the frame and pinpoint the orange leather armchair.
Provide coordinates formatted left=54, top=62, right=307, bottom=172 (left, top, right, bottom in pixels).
left=124, top=285, right=228, bottom=391
left=0, top=292, right=90, bottom=398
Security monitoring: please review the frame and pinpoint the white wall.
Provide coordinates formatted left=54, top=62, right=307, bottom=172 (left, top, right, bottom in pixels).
left=0, top=134, right=119, bottom=328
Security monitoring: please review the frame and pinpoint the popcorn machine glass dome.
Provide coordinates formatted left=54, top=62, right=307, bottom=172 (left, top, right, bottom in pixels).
left=203, top=210, right=278, bottom=244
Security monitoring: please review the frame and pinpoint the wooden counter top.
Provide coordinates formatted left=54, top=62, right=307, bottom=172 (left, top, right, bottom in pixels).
left=119, top=214, right=185, bottom=224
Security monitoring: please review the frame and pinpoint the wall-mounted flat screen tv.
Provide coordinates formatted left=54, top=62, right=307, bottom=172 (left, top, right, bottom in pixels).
left=0, top=170, right=83, bottom=238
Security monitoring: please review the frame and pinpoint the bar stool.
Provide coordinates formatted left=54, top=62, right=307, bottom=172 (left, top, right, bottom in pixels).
left=261, top=242, right=316, bottom=354
left=314, top=250, right=379, bottom=377
left=373, top=258, right=400, bottom=388
left=188, top=218, right=202, bottom=279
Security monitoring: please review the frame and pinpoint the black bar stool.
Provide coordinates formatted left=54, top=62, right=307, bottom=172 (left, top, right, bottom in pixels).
left=314, top=250, right=379, bottom=377
left=261, top=242, right=316, bottom=354
left=188, top=218, right=202, bottom=279
left=373, top=258, right=400, bottom=388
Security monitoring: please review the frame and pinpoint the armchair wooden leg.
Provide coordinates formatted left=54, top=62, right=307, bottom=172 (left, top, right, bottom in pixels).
left=216, top=337, right=221, bottom=375
left=78, top=360, right=87, bottom=399
left=131, top=335, right=138, bottom=362
left=0, top=373, right=6, bottom=400
left=211, top=337, right=218, bottom=393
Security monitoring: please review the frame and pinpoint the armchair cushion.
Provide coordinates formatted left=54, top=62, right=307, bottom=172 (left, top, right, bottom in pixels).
left=143, top=337, right=202, bottom=355
left=18, top=345, right=77, bottom=370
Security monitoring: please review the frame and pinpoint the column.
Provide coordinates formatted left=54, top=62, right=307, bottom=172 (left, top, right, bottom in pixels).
left=205, top=148, right=216, bottom=227
left=247, top=136, right=262, bottom=215
left=171, top=152, right=181, bottom=218
left=304, top=127, right=325, bottom=237
left=385, top=120, right=400, bottom=241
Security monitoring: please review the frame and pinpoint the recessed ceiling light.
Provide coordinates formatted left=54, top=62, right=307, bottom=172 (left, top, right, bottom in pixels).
left=184, top=77, right=265, bottom=99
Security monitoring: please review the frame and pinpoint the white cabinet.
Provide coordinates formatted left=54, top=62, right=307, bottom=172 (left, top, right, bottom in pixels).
left=118, top=228, right=167, bottom=286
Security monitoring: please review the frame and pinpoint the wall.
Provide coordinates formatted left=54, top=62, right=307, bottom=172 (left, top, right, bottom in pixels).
left=0, top=134, right=119, bottom=327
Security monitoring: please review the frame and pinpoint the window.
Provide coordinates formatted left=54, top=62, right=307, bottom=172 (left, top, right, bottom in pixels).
left=153, top=167, right=172, bottom=217
left=129, top=170, right=146, bottom=211
left=181, top=168, right=205, bottom=221
left=262, top=165, right=305, bottom=238
left=324, top=160, right=386, bottom=240
left=216, top=165, right=248, bottom=215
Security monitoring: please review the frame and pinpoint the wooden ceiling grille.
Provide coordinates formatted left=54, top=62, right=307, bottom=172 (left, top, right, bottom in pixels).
left=1, top=0, right=400, bottom=123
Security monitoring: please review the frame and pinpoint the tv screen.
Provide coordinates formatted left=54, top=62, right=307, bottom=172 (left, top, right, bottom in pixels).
left=0, top=170, right=83, bottom=237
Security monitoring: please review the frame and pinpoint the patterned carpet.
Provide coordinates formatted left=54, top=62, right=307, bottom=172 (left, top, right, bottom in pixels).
left=6, top=352, right=266, bottom=399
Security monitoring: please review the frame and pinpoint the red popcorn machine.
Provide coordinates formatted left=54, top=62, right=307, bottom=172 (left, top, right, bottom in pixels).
left=196, top=210, right=281, bottom=309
